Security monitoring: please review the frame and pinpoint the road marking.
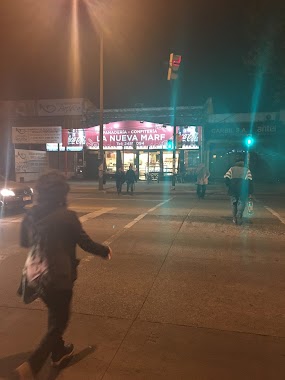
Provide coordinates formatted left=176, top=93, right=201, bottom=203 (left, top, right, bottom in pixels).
left=148, top=199, right=173, bottom=212
left=0, top=208, right=116, bottom=225
left=79, top=208, right=116, bottom=223
left=264, top=206, right=285, bottom=225
left=124, top=213, right=148, bottom=229
left=0, top=209, right=115, bottom=267
left=74, top=197, right=168, bottom=202
left=103, top=198, right=173, bottom=246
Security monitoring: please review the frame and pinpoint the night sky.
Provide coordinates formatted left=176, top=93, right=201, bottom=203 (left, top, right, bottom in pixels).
left=0, top=0, right=284, bottom=112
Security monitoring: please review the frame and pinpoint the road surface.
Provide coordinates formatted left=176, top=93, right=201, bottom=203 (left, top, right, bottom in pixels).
left=0, top=181, right=284, bottom=379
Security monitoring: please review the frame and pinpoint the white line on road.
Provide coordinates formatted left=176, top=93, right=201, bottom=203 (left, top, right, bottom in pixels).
left=124, top=213, right=148, bottom=229
left=0, top=207, right=116, bottom=226
left=264, top=206, right=285, bottom=225
left=79, top=208, right=116, bottom=223
left=74, top=197, right=168, bottom=202
left=103, top=198, right=173, bottom=246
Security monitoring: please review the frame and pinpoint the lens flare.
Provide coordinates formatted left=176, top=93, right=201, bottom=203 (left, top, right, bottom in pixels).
left=69, top=0, right=81, bottom=96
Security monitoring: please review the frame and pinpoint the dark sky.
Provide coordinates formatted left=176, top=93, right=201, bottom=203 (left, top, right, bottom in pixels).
left=0, top=0, right=280, bottom=112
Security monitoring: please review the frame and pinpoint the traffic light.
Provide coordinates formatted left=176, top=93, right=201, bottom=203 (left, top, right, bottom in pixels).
left=167, top=53, right=182, bottom=80
left=176, top=134, right=183, bottom=149
left=244, top=135, right=255, bottom=148
left=167, top=139, right=173, bottom=150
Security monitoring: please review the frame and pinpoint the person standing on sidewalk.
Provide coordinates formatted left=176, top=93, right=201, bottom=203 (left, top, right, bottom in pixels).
left=115, top=166, right=125, bottom=195
left=15, top=171, right=112, bottom=380
left=125, top=165, right=137, bottom=194
left=224, top=157, right=253, bottom=225
left=196, top=163, right=210, bottom=199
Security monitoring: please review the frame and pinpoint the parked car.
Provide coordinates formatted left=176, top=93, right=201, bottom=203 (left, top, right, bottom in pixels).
left=0, top=175, right=33, bottom=210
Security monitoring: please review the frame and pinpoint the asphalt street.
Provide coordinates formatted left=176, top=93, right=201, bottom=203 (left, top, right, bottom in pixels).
left=0, top=181, right=284, bottom=379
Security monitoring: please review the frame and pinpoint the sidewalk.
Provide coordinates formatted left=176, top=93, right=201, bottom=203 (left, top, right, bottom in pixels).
left=68, top=180, right=285, bottom=196
left=68, top=180, right=223, bottom=195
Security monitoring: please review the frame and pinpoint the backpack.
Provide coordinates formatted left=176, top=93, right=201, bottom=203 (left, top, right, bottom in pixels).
left=18, top=218, right=50, bottom=304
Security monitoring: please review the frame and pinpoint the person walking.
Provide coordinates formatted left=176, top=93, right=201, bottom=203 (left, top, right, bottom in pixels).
left=224, top=157, right=253, bottom=225
left=115, top=166, right=125, bottom=195
left=196, top=163, right=210, bottom=199
left=15, top=171, right=112, bottom=380
left=125, top=165, right=137, bottom=194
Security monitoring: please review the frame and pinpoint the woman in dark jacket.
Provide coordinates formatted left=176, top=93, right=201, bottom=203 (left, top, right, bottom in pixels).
left=16, top=171, right=112, bottom=380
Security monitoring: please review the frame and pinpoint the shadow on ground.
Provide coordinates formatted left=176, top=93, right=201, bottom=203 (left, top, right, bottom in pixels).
left=0, top=351, right=31, bottom=379
left=1, top=346, right=96, bottom=380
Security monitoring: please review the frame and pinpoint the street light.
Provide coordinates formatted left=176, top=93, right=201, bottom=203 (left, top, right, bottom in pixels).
left=71, top=0, right=105, bottom=190
left=98, top=32, right=104, bottom=190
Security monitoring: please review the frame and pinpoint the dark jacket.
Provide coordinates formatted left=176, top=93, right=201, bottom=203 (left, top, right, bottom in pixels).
left=20, top=205, right=109, bottom=290
left=224, top=161, right=254, bottom=198
left=115, top=170, right=125, bottom=184
left=125, top=169, right=136, bottom=183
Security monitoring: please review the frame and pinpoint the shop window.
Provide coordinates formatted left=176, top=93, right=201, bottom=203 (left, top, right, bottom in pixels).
left=105, top=152, right=116, bottom=173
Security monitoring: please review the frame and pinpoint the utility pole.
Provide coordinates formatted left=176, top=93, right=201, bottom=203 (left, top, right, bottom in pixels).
left=167, top=53, right=182, bottom=190
left=98, top=32, right=104, bottom=190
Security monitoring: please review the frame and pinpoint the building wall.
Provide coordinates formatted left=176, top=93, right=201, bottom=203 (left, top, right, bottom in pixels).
left=205, top=111, right=285, bottom=182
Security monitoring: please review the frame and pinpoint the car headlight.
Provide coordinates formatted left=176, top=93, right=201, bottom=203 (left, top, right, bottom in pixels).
left=0, top=189, right=15, bottom=197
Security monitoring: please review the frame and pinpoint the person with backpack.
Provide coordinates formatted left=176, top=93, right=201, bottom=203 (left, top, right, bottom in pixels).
left=15, top=171, right=112, bottom=380
left=224, top=157, right=253, bottom=225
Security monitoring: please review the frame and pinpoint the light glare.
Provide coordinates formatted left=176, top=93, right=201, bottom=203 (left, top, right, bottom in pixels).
left=0, top=189, right=15, bottom=197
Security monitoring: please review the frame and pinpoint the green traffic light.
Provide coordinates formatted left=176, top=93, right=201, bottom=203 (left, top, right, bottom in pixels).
left=167, top=139, right=173, bottom=150
left=245, top=135, right=254, bottom=147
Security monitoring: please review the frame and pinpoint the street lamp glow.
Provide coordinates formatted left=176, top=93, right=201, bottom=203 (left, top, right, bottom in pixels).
left=69, top=0, right=81, bottom=96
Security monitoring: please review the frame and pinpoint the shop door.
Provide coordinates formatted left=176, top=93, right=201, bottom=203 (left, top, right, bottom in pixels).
left=139, top=151, right=161, bottom=180
left=85, top=151, right=99, bottom=179
left=122, top=152, right=135, bottom=171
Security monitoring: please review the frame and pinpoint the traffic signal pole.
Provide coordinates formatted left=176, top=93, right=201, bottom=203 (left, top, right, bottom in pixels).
left=246, top=151, right=250, bottom=168
left=244, top=134, right=254, bottom=169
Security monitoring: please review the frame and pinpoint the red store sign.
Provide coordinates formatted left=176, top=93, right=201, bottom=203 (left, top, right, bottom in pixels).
left=62, top=121, right=201, bottom=150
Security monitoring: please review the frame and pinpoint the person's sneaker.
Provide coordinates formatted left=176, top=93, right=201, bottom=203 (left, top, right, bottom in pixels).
left=15, top=362, right=35, bottom=380
left=233, top=217, right=237, bottom=224
left=51, top=344, right=74, bottom=367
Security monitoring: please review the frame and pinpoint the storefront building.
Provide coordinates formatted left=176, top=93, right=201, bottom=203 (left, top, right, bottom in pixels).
left=204, top=111, right=285, bottom=182
left=0, top=99, right=208, bottom=181
left=56, top=121, right=202, bottom=180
